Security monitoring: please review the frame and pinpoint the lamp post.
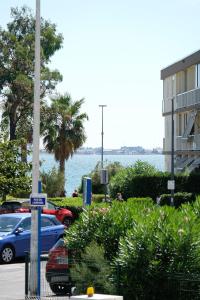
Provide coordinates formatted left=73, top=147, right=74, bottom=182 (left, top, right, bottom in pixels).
left=99, top=105, right=107, bottom=169
left=99, top=105, right=108, bottom=200
left=30, top=0, right=41, bottom=296
left=171, top=96, right=175, bottom=206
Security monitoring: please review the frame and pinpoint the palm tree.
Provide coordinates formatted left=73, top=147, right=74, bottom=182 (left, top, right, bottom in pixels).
left=43, top=93, right=88, bottom=195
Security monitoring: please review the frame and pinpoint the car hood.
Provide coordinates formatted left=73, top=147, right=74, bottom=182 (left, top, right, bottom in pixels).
left=0, top=231, right=10, bottom=237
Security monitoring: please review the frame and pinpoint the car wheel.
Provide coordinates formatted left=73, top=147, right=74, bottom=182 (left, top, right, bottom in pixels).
left=63, top=217, right=73, bottom=228
left=1, top=245, right=15, bottom=263
left=49, top=283, right=72, bottom=296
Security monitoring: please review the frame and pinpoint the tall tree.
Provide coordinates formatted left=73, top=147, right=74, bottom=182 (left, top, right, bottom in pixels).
left=43, top=93, right=88, bottom=195
left=0, top=139, right=31, bottom=200
left=0, top=6, right=63, bottom=141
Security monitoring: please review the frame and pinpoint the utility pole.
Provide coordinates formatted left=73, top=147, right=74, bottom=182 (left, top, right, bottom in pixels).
left=30, top=0, right=41, bottom=296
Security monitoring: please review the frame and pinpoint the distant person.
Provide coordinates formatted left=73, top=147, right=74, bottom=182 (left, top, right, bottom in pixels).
left=116, top=192, right=124, bottom=201
left=72, top=189, right=79, bottom=197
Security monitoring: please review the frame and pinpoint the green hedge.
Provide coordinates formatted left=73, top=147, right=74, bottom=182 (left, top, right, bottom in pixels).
left=92, top=194, right=105, bottom=203
left=48, top=197, right=83, bottom=207
left=127, top=197, right=154, bottom=206
left=159, top=192, right=195, bottom=208
left=109, top=171, right=200, bottom=201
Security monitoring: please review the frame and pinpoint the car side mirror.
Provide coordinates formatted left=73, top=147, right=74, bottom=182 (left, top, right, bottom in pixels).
left=15, top=227, right=24, bottom=234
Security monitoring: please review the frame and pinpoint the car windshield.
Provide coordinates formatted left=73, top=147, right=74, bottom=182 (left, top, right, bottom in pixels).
left=1, top=202, right=21, bottom=209
left=0, top=216, right=21, bottom=232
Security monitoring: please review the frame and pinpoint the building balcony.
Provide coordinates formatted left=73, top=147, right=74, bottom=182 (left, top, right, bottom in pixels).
left=176, top=134, right=200, bottom=151
left=176, top=87, right=200, bottom=110
left=162, top=87, right=200, bottom=115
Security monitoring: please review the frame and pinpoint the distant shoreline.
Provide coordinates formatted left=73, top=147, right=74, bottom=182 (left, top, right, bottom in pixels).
left=40, top=150, right=163, bottom=156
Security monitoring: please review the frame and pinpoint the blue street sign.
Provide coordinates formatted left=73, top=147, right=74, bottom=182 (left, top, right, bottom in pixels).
left=30, top=193, right=47, bottom=207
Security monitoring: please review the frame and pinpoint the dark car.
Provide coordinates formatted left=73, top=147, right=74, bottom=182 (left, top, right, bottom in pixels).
left=0, top=213, right=64, bottom=263
left=46, top=238, right=73, bottom=296
left=0, top=201, right=29, bottom=214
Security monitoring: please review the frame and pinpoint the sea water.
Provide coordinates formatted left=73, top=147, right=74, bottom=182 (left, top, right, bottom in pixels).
left=40, top=152, right=164, bottom=196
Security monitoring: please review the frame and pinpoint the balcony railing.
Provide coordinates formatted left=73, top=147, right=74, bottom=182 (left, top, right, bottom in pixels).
left=176, top=134, right=200, bottom=151
left=163, top=87, right=200, bottom=114
left=176, top=87, right=200, bottom=110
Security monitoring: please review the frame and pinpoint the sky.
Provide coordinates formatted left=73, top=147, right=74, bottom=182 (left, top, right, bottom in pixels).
left=1, top=0, right=200, bottom=149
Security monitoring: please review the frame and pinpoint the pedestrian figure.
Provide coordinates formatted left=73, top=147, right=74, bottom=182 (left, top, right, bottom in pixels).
left=72, top=189, right=79, bottom=197
left=116, top=192, right=123, bottom=201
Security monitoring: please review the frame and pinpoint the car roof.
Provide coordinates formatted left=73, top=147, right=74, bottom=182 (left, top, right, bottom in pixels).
left=0, top=213, right=57, bottom=219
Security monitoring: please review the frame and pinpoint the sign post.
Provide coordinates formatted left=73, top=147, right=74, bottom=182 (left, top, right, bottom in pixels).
left=30, top=0, right=41, bottom=296
left=83, top=177, right=92, bottom=206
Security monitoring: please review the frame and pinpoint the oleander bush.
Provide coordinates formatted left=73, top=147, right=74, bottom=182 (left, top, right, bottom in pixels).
left=70, top=241, right=115, bottom=295
left=66, top=198, right=200, bottom=300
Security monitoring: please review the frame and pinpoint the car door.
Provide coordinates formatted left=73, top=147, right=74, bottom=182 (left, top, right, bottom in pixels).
left=14, top=217, right=31, bottom=257
left=41, top=216, right=59, bottom=252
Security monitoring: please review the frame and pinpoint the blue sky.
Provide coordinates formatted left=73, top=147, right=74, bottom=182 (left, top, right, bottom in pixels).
left=1, top=0, right=200, bottom=149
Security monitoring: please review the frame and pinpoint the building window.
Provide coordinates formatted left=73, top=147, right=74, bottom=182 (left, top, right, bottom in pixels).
left=184, top=113, right=188, bottom=130
left=196, top=64, right=200, bottom=87
left=178, top=114, right=182, bottom=136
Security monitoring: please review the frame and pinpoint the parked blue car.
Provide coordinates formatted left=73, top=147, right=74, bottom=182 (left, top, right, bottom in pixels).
left=0, top=213, right=65, bottom=263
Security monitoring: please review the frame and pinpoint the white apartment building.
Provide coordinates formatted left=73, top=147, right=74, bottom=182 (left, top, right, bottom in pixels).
left=161, top=50, right=200, bottom=172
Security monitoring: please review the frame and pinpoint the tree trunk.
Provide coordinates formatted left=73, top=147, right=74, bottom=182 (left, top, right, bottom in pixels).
left=9, top=115, right=17, bottom=140
left=59, top=158, right=66, bottom=196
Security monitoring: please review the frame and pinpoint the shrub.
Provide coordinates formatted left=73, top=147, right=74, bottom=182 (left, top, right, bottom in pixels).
left=66, top=199, right=200, bottom=299
left=110, top=172, right=169, bottom=200
left=41, top=167, right=65, bottom=197
left=113, top=204, right=200, bottom=299
left=109, top=166, right=200, bottom=201
left=48, top=197, right=83, bottom=207
left=79, top=161, right=124, bottom=194
left=92, top=194, right=105, bottom=203
left=70, top=241, right=115, bottom=295
left=127, top=197, right=154, bottom=206
left=159, top=192, right=195, bottom=208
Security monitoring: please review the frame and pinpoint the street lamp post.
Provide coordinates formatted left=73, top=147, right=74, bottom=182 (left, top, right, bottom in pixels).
left=99, top=105, right=107, bottom=169
left=171, top=96, right=175, bottom=206
left=99, top=105, right=107, bottom=200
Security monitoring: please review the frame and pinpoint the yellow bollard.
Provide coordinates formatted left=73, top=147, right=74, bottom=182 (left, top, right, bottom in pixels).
left=87, top=286, right=94, bottom=297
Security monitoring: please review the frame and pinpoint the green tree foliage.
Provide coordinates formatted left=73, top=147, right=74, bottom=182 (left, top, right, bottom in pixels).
left=0, top=6, right=63, bottom=141
left=40, top=167, right=65, bottom=197
left=0, top=140, right=31, bottom=200
left=109, top=160, right=161, bottom=199
left=80, top=161, right=124, bottom=194
left=43, top=93, right=88, bottom=196
left=129, top=160, right=159, bottom=175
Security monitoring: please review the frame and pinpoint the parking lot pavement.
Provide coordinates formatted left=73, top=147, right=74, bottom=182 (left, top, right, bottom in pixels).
left=0, top=262, right=25, bottom=300
left=0, top=261, right=70, bottom=300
